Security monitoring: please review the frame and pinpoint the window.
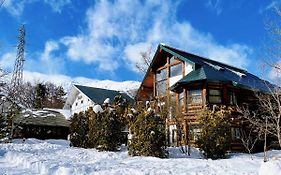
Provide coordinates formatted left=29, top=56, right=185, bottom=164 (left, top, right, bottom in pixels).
left=179, top=92, right=185, bottom=108
left=170, top=56, right=180, bottom=64
left=156, top=69, right=167, bottom=81
left=190, top=127, right=201, bottom=141
left=156, top=80, right=166, bottom=96
left=230, top=91, right=237, bottom=105
left=231, top=128, right=241, bottom=140
left=209, top=89, right=222, bottom=103
left=172, top=129, right=177, bottom=145
left=188, top=89, right=202, bottom=104
left=75, top=102, right=78, bottom=106
left=170, top=63, right=182, bottom=77
left=156, top=69, right=167, bottom=96
left=81, top=100, right=83, bottom=104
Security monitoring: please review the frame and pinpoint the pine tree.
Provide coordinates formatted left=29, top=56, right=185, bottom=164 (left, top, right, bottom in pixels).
left=196, top=106, right=232, bottom=159
left=34, top=83, right=47, bottom=109
left=128, top=109, right=167, bottom=158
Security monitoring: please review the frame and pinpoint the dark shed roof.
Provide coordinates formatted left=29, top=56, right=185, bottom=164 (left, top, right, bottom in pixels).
left=75, top=85, right=134, bottom=105
left=14, top=109, right=70, bottom=127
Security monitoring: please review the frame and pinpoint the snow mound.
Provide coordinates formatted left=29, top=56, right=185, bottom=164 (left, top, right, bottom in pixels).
left=104, top=98, right=110, bottom=104
left=259, top=159, right=281, bottom=175
left=93, top=105, right=104, bottom=113
left=1, top=138, right=281, bottom=175
left=168, top=147, right=203, bottom=159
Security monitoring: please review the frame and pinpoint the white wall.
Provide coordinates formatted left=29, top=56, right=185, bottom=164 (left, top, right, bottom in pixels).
left=185, top=62, right=193, bottom=75
left=169, top=75, right=182, bottom=87
left=71, top=92, right=94, bottom=115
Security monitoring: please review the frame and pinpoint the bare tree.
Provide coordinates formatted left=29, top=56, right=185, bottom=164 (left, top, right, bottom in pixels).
left=238, top=87, right=281, bottom=148
left=136, top=47, right=153, bottom=73
left=239, top=125, right=261, bottom=158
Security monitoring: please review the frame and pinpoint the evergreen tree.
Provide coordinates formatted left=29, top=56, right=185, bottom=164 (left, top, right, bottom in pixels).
left=196, top=106, right=232, bottom=159
left=128, top=109, right=167, bottom=158
left=34, top=83, right=47, bottom=109
left=0, top=113, right=9, bottom=141
left=88, top=104, right=123, bottom=151
left=69, top=112, right=89, bottom=147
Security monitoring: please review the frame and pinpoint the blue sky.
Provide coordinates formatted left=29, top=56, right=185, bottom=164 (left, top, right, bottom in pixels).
left=0, top=0, right=279, bottom=85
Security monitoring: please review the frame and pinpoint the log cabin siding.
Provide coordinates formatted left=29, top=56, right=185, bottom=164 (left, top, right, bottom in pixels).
left=135, top=44, right=275, bottom=151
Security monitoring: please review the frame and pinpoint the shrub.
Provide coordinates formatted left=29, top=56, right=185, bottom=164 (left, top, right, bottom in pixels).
left=88, top=105, right=123, bottom=151
left=196, top=106, right=232, bottom=159
left=128, top=108, right=167, bottom=158
left=69, top=112, right=89, bottom=147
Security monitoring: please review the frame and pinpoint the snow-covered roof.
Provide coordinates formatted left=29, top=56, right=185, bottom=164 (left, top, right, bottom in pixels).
left=63, top=84, right=134, bottom=109
left=44, top=108, right=71, bottom=120
left=15, top=109, right=70, bottom=127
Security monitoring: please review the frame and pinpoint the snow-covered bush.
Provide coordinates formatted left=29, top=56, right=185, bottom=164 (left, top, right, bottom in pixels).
left=87, top=96, right=128, bottom=151
left=196, top=106, right=232, bottom=159
left=128, top=108, right=167, bottom=158
left=93, top=105, right=104, bottom=113
left=88, top=105, right=123, bottom=151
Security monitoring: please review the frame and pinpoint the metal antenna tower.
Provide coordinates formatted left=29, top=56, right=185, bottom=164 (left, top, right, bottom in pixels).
left=11, top=25, right=25, bottom=91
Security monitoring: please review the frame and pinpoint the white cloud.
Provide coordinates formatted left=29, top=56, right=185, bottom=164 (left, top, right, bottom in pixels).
left=0, top=40, right=65, bottom=76
left=38, top=40, right=64, bottom=74
left=2, top=0, right=70, bottom=16
left=0, top=52, right=16, bottom=71
left=44, top=0, right=71, bottom=13
left=2, top=0, right=33, bottom=17
left=205, top=0, right=222, bottom=15
left=61, top=0, right=252, bottom=73
left=259, top=0, right=281, bottom=14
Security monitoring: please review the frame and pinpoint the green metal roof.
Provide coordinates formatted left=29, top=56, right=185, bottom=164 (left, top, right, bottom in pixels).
left=176, top=66, right=230, bottom=84
left=136, top=44, right=275, bottom=97
left=75, top=85, right=134, bottom=105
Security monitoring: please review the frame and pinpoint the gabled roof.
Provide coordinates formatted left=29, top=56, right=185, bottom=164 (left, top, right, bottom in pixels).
left=164, top=45, right=273, bottom=93
left=136, top=44, right=274, bottom=98
left=64, top=85, right=134, bottom=108
left=162, top=44, right=247, bottom=73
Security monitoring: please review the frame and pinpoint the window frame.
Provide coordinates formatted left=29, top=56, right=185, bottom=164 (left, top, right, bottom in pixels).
left=231, top=127, right=241, bottom=140
left=208, top=89, right=222, bottom=104
left=188, top=89, right=202, bottom=105
left=229, top=91, right=237, bottom=105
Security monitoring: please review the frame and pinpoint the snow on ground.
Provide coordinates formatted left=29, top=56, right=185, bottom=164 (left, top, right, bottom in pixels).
left=0, top=139, right=280, bottom=175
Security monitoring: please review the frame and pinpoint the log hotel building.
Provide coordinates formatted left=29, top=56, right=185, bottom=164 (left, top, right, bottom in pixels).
left=135, top=44, right=273, bottom=151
